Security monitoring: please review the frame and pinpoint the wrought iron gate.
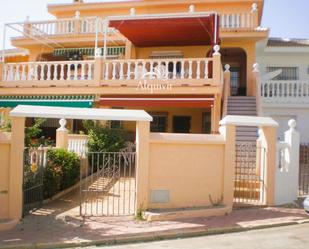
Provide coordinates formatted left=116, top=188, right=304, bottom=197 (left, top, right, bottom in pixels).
left=80, top=152, right=136, bottom=216
left=299, top=144, right=309, bottom=197
left=234, top=142, right=266, bottom=206
left=23, top=147, right=46, bottom=215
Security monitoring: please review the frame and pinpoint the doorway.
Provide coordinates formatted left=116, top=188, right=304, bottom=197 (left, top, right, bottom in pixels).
left=221, top=48, right=247, bottom=96
left=173, top=116, right=191, bottom=133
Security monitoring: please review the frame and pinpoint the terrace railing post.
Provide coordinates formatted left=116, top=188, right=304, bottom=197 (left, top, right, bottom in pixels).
left=212, top=45, right=221, bottom=86
left=94, top=57, right=103, bottom=85
left=251, top=3, right=259, bottom=28
left=222, top=64, right=231, bottom=117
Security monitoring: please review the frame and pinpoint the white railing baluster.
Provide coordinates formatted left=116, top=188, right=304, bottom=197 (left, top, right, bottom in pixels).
left=81, top=63, right=85, bottom=80
left=46, top=64, right=51, bottom=80
left=119, top=62, right=124, bottom=80
left=88, top=62, right=92, bottom=80
left=112, top=62, right=116, bottom=80
left=134, top=62, right=138, bottom=80
left=196, top=60, right=201, bottom=79
left=181, top=60, right=185, bottom=79
left=188, top=60, right=193, bottom=79
left=59, top=63, right=64, bottom=80
left=127, top=62, right=131, bottom=80
left=173, top=61, right=177, bottom=79
left=204, top=60, right=209, bottom=79
left=105, top=62, right=109, bottom=80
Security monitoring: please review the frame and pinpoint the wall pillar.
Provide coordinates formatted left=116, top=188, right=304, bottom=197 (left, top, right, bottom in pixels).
left=220, top=124, right=236, bottom=208
left=135, top=121, right=150, bottom=212
left=275, top=120, right=300, bottom=205
left=56, top=119, right=68, bottom=149
left=9, top=117, right=25, bottom=220
left=260, top=126, right=277, bottom=206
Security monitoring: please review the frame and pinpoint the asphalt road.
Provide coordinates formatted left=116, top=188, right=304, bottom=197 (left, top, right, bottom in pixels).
left=81, top=223, right=309, bottom=249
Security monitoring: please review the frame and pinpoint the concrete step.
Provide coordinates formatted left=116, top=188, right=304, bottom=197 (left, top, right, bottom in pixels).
left=236, top=126, right=258, bottom=131
left=228, top=112, right=257, bottom=116
left=228, top=96, right=256, bottom=100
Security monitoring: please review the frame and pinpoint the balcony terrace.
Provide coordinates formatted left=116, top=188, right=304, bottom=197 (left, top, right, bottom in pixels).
left=6, top=3, right=263, bottom=50
left=0, top=53, right=220, bottom=89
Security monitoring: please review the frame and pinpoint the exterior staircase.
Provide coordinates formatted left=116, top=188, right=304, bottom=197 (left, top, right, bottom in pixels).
left=226, top=96, right=258, bottom=143
left=226, top=96, right=261, bottom=205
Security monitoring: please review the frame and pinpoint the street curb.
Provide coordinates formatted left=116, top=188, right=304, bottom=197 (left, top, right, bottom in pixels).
left=1, top=219, right=309, bottom=249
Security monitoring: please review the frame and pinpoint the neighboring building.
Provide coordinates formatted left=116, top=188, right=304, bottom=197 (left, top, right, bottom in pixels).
left=0, top=0, right=267, bottom=137
left=257, top=37, right=309, bottom=142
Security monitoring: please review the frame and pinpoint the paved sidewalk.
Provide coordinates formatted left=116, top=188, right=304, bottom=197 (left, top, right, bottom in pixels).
left=0, top=192, right=308, bottom=249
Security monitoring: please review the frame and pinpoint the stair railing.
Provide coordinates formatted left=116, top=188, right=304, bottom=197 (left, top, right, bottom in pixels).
left=253, top=63, right=262, bottom=116
left=222, top=64, right=231, bottom=117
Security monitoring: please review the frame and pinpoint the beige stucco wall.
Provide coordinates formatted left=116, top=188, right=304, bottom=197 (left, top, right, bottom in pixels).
left=0, top=132, right=11, bottom=219
left=147, top=133, right=226, bottom=209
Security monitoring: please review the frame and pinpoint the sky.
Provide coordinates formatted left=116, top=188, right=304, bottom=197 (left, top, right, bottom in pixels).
left=0, top=0, right=309, bottom=49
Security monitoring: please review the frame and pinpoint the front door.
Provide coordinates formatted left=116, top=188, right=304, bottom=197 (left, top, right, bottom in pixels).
left=173, top=116, right=191, bottom=133
left=230, top=67, right=241, bottom=96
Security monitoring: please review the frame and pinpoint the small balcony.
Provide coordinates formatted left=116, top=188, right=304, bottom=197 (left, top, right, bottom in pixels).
left=261, top=80, right=309, bottom=106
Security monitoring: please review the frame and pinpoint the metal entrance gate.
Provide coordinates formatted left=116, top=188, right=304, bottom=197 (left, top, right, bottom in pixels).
left=234, top=142, right=266, bottom=206
left=23, top=147, right=46, bottom=215
left=80, top=152, right=136, bottom=216
left=299, top=144, right=309, bottom=197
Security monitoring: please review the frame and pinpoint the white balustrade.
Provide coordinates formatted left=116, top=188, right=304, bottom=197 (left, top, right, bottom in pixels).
left=22, top=17, right=107, bottom=36
left=261, top=80, right=309, bottom=104
left=103, top=58, right=212, bottom=81
left=2, top=61, right=94, bottom=82
left=220, top=13, right=254, bottom=28
left=68, top=135, right=88, bottom=157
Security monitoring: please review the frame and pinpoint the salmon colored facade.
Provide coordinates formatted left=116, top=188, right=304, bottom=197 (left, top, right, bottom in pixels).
left=0, top=0, right=268, bottom=135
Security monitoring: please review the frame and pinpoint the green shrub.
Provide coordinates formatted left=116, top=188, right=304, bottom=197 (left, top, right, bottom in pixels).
left=43, top=148, right=80, bottom=198
left=83, top=120, right=125, bottom=152
left=25, top=118, right=46, bottom=147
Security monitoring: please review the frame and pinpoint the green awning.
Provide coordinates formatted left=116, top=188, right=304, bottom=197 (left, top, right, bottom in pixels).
left=0, top=95, right=95, bottom=108
left=53, top=47, right=125, bottom=57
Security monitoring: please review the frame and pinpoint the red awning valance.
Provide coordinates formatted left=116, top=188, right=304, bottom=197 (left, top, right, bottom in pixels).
left=99, top=95, right=214, bottom=108
left=109, top=14, right=219, bottom=47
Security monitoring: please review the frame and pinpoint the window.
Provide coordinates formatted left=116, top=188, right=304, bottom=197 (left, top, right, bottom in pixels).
left=202, top=112, right=211, bottom=134
left=150, top=113, right=167, bottom=132
left=266, top=66, right=299, bottom=80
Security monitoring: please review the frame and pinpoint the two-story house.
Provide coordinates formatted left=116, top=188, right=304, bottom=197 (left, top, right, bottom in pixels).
left=0, top=0, right=267, bottom=138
